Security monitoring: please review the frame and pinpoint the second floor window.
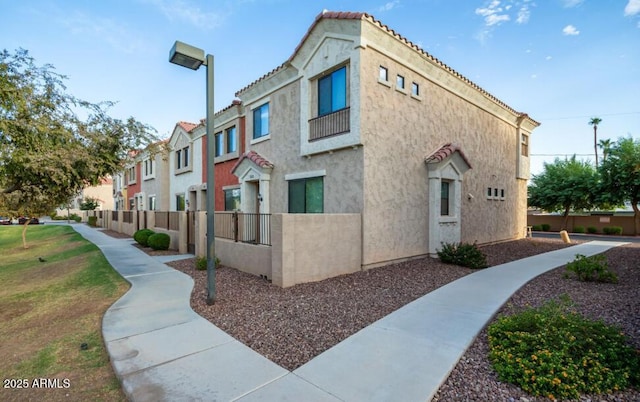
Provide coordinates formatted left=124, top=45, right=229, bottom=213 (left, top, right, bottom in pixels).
left=176, top=146, right=190, bottom=170
left=253, top=103, right=269, bottom=139
left=214, top=132, right=223, bottom=157
left=318, top=66, right=346, bottom=116
left=226, top=126, right=237, bottom=153
left=127, top=166, right=136, bottom=183
left=521, top=134, right=529, bottom=156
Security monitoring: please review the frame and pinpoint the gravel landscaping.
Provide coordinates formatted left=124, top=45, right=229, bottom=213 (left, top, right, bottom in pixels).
left=164, top=237, right=639, bottom=401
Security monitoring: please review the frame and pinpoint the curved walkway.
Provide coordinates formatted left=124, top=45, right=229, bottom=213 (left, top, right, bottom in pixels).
left=72, top=224, right=627, bottom=402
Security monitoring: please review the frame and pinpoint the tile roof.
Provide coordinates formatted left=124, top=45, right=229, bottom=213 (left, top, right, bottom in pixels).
left=231, top=150, right=274, bottom=174
left=425, top=143, right=472, bottom=168
left=177, top=121, right=198, bottom=133
left=234, top=10, right=539, bottom=126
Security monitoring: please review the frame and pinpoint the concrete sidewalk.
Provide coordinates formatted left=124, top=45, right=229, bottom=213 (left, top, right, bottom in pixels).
left=72, top=225, right=627, bottom=402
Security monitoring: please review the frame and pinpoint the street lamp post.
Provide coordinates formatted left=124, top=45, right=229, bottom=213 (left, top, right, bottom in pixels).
left=169, top=41, right=216, bottom=304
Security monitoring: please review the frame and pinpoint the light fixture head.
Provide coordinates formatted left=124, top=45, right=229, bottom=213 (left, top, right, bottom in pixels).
left=169, top=41, right=205, bottom=70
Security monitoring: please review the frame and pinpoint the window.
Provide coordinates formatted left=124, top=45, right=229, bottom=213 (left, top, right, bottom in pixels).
left=127, top=166, right=136, bottom=183
left=226, top=126, right=237, bottom=153
left=176, top=194, right=185, bottom=211
left=129, top=198, right=135, bottom=210
left=487, top=187, right=493, bottom=199
left=440, top=181, right=451, bottom=216
left=521, top=134, right=529, bottom=156
left=379, top=66, right=388, bottom=81
left=253, top=103, right=269, bottom=139
left=176, top=146, right=190, bottom=171
left=411, top=82, right=420, bottom=96
left=396, top=75, right=405, bottom=90
left=318, top=66, right=347, bottom=116
left=224, top=188, right=241, bottom=211
left=143, top=159, right=154, bottom=179
left=214, top=132, right=223, bottom=157
left=148, top=196, right=156, bottom=211
left=288, top=177, right=323, bottom=213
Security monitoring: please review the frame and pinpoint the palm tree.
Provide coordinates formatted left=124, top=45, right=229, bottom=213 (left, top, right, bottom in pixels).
left=588, top=117, right=602, bottom=167
left=598, top=138, right=612, bottom=162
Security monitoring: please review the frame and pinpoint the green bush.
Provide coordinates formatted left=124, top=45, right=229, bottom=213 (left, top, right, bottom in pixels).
left=572, top=225, right=585, bottom=233
left=587, top=226, right=598, bottom=234
left=603, top=226, right=623, bottom=235
left=437, top=242, right=488, bottom=269
left=195, top=256, right=220, bottom=270
left=532, top=224, right=542, bottom=231
left=541, top=223, right=551, bottom=232
left=87, top=216, right=97, bottom=227
left=133, top=229, right=155, bottom=247
left=488, top=297, right=640, bottom=400
left=147, top=233, right=170, bottom=250
left=564, top=254, right=618, bottom=283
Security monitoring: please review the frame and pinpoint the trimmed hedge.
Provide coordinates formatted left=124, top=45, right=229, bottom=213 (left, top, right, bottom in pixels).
left=148, top=233, right=170, bottom=250
left=133, top=229, right=155, bottom=247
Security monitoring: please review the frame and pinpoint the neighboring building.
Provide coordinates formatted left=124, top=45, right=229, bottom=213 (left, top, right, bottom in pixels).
left=138, top=141, right=170, bottom=211
left=210, top=100, right=244, bottom=211
left=168, top=121, right=202, bottom=211
left=124, top=154, right=141, bottom=210
left=112, top=172, right=126, bottom=210
left=230, top=11, right=539, bottom=268
left=57, top=176, right=114, bottom=216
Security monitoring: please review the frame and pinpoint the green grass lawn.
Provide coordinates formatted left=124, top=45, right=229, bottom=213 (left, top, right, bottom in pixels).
left=0, top=225, right=129, bottom=402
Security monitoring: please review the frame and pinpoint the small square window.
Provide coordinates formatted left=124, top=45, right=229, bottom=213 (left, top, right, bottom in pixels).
left=521, top=134, right=529, bottom=156
left=487, top=187, right=492, bottom=198
left=411, top=82, right=419, bottom=96
left=500, top=189, right=505, bottom=198
left=494, top=188, right=499, bottom=198
left=379, top=66, right=388, bottom=81
left=253, top=103, right=269, bottom=139
left=396, top=75, right=405, bottom=89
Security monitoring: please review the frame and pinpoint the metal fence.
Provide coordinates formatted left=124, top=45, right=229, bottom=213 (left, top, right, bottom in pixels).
left=214, top=212, right=271, bottom=246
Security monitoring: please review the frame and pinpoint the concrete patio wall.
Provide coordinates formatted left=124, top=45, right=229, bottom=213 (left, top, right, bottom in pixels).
left=215, top=238, right=272, bottom=278
left=528, top=214, right=636, bottom=235
left=271, top=213, right=362, bottom=288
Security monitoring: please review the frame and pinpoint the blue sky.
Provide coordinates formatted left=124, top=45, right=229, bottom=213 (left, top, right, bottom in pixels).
left=1, top=0, right=639, bottom=175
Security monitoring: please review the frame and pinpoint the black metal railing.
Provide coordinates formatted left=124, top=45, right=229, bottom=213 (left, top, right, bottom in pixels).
left=309, top=107, right=350, bottom=141
left=215, top=212, right=271, bottom=246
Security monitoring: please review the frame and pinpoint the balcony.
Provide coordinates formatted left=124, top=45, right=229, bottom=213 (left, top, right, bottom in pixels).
left=309, top=107, right=350, bottom=141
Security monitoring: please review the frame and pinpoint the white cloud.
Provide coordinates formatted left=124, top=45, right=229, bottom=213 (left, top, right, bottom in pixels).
left=476, top=1, right=510, bottom=26
left=378, top=0, right=400, bottom=12
left=563, top=0, right=584, bottom=7
left=562, top=24, right=580, bottom=35
left=516, top=5, right=530, bottom=23
left=531, top=73, right=538, bottom=79
left=546, top=55, right=552, bottom=60
left=60, top=11, right=144, bottom=54
left=143, top=0, right=224, bottom=30
left=625, top=0, right=640, bottom=16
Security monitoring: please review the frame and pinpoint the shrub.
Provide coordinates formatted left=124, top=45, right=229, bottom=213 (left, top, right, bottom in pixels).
left=603, top=226, right=623, bottom=235
left=195, top=256, right=220, bottom=270
left=587, top=226, right=598, bottom=234
left=488, top=297, right=640, bottom=400
left=87, top=216, right=98, bottom=227
left=147, top=233, right=170, bottom=250
left=532, top=224, right=542, bottom=231
left=541, top=223, right=551, bottom=232
left=572, top=225, right=585, bottom=233
left=564, top=254, right=618, bottom=283
left=437, top=242, right=488, bottom=269
left=133, top=229, right=155, bottom=247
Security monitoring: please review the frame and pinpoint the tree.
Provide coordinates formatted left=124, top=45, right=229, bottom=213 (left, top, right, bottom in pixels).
left=598, top=138, right=612, bottom=162
left=79, top=197, right=100, bottom=211
left=598, top=137, right=640, bottom=235
left=589, top=117, right=602, bottom=167
left=528, top=156, right=600, bottom=229
left=0, top=49, right=158, bottom=247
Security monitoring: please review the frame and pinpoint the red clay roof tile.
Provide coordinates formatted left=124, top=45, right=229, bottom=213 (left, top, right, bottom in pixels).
left=231, top=150, right=274, bottom=174
left=425, top=143, right=472, bottom=168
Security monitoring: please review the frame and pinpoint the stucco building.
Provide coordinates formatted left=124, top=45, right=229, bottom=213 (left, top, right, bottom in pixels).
left=230, top=11, right=539, bottom=268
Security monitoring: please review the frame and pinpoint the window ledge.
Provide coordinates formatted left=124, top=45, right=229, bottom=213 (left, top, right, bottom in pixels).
left=214, top=151, right=239, bottom=164
left=378, top=79, right=391, bottom=88
left=410, top=94, right=422, bottom=101
left=439, top=216, right=459, bottom=224
left=395, top=87, right=407, bottom=95
left=251, top=135, right=270, bottom=145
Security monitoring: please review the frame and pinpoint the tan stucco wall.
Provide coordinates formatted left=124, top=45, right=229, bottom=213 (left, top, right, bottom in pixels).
left=271, top=213, right=362, bottom=287
left=358, top=20, right=532, bottom=266
left=244, top=81, right=364, bottom=215
left=215, top=238, right=272, bottom=278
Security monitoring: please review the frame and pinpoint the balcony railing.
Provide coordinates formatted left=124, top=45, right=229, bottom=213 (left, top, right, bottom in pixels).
left=215, top=212, right=271, bottom=246
left=309, top=107, right=350, bottom=141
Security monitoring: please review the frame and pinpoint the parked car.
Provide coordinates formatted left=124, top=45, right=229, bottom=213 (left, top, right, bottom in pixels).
left=18, top=217, right=39, bottom=225
left=0, top=216, right=12, bottom=225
